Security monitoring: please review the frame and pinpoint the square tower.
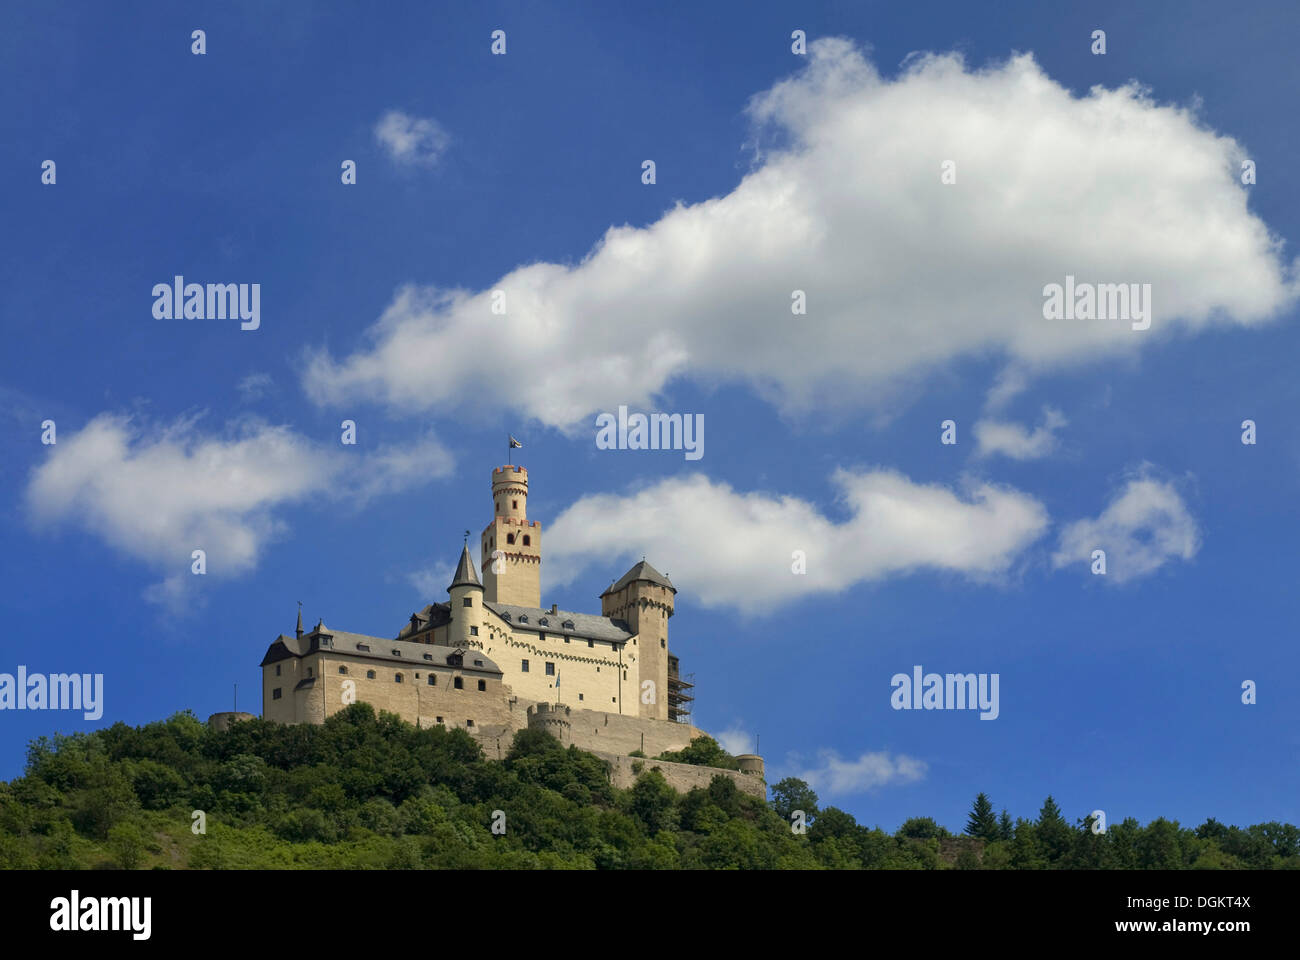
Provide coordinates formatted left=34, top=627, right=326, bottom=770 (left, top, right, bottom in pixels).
left=480, top=465, right=541, bottom=607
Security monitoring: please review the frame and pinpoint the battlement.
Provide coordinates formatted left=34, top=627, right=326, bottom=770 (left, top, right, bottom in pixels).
left=493, top=465, right=528, bottom=477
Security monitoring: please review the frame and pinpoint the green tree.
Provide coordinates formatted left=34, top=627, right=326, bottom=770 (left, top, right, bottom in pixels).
left=107, top=821, right=148, bottom=870
left=769, top=777, right=818, bottom=823
left=964, top=793, right=999, bottom=841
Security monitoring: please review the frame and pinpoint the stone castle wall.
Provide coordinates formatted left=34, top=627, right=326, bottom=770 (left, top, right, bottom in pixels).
left=594, top=751, right=766, bottom=800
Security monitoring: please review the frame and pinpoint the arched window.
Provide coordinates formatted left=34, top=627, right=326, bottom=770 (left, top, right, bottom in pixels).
left=522, top=535, right=530, bottom=546
left=395, top=673, right=404, bottom=683
left=427, top=675, right=436, bottom=685
left=338, top=665, right=348, bottom=674
left=507, top=533, right=516, bottom=544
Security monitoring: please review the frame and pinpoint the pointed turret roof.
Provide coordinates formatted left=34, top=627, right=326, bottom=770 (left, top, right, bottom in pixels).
left=449, top=543, right=482, bottom=591
left=602, top=559, right=675, bottom=596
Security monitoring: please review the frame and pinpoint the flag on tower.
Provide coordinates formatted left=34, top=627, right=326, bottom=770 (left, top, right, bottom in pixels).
left=509, top=435, right=522, bottom=449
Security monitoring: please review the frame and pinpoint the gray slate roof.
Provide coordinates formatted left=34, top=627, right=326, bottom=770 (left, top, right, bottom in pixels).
left=261, top=624, right=502, bottom=674
left=602, top=559, right=676, bottom=596
left=484, top=602, right=633, bottom=644
left=449, top=544, right=482, bottom=590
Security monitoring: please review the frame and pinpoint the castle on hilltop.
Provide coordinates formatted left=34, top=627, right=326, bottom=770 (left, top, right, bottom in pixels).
left=242, top=464, right=764, bottom=797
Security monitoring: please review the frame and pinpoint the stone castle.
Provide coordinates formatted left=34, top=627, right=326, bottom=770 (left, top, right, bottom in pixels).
left=242, top=464, right=764, bottom=797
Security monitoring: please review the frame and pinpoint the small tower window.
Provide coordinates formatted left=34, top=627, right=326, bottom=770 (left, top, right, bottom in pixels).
left=522, top=535, right=530, bottom=546
left=470, top=626, right=478, bottom=636
left=338, top=666, right=348, bottom=674
left=521, top=659, right=529, bottom=672
left=366, top=670, right=376, bottom=679
left=275, top=665, right=281, bottom=676
left=512, top=500, right=517, bottom=509
left=272, top=688, right=282, bottom=700
left=427, top=675, right=436, bottom=685
left=477, top=679, right=486, bottom=691
left=507, top=533, right=515, bottom=544
left=454, top=677, right=463, bottom=689
left=395, top=673, right=403, bottom=683
left=462, top=597, right=473, bottom=608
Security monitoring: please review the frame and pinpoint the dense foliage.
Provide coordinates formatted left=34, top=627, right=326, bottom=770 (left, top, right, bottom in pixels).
left=0, top=706, right=1293, bottom=869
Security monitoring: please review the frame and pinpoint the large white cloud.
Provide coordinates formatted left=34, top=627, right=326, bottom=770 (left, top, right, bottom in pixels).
left=25, top=414, right=453, bottom=605
left=305, top=39, right=1295, bottom=428
left=545, top=469, right=1049, bottom=613
left=1053, top=470, right=1199, bottom=582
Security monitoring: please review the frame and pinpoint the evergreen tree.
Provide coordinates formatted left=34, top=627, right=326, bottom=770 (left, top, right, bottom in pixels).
left=1036, top=795, right=1073, bottom=864
left=964, top=792, right=999, bottom=840
left=998, top=809, right=1013, bottom=840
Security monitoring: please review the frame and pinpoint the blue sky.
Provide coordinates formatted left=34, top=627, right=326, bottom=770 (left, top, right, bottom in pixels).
left=3, top=1, right=1299, bottom=834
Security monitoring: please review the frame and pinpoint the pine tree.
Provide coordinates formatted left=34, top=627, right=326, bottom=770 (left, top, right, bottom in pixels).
left=965, top=792, right=999, bottom=840
left=999, top=809, right=1013, bottom=841
left=1036, top=795, right=1073, bottom=864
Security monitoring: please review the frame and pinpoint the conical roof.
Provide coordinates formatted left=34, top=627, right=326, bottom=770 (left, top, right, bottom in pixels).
left=449, top=543, right=482, bottom=590
left=602, top=559, right=675, bottom=596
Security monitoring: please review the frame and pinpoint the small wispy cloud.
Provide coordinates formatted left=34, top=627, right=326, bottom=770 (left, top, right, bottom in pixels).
left=374, top=109, right=450, bottom=167
left=793, top=748, right=928, bottom=795
left=974, top=407, right=1067, bottom=461
left=1053, top=467, right=1199, bottom=582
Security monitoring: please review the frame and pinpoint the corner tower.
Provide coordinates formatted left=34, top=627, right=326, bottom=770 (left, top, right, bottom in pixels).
left=448, top=543, right=484, bottom=648
left=601, top=561, right=674, bottom=721
left=480, top=465, right=541, bottom=607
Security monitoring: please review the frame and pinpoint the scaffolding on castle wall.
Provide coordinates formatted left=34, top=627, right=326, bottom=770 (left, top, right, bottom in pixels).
left=667, top=665, right=695, bottom=723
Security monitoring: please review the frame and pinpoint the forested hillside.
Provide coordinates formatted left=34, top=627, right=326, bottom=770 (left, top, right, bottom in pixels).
left=0, top=704, right=1293, bottom=870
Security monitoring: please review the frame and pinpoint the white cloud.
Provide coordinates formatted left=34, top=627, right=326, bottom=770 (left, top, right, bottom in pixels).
left=1053, top=470, right=1199, bottom=582
left=974, top=407, right=1067, bottom=460
left=545, top=468, right=1049, bottom=613
left=408, top=561, right=454, bottom=598
left=712, top=725, right=756, bottom=756
left=374, top=109, right=450, bottom=166
left=308, top=40, right=1295, bottom=428
left=25, top=414, right=453, bottom=606
left=795, top=749, right=928, bottom=795
left=236, top=372, right=274, bottom=404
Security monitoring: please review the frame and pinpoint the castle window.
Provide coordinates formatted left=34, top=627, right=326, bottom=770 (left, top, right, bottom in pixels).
left=477, top=679, right=486, bottom=691
left=564, top=637, right=570, bottom=644
left=454, top=677, right=463, bottom=689
left=395, top=673, right=403, bottom=683
left=623, top=671, right=627, bottom=680
left=275, top=664, right=281, bottom=676
left=272, top=688, right=282, bottom=700
left=539, top=617, right=548, bottom=626
left=306, top=667, right=313, bottom=677
left=521, top=659, right=529, bottom=672
left=427, top=675, right=436, bottom=685
left=519, top=614, right=528, bottom=623
left=579, top=693, right=584, bottom=701
left=522, top=535, right=530, bottom=546
left=474, top=659, right=483, bottom=666
left=467, top=719, right=475, bottom=727
left=538, top=633, right=545, bottom=643
left=545, top=662, right=555, bottom=676
left=357, top=643, right=370, bottom=652
left=338, top=666, right=348, bottom=675
left=436, top=716, right=443, bottom=723
left=423, top=653, right=433, bottom=661
left=470, top=626, right=478, bottom=636
left=588, top=640, right=594, bottom=648
left=512, top=500, right=517, bottom=509
left=392, top=649, right=400, bottom=656
left=661, top=638, right=665, bottom=648
left=367, top=670, right=376, bottom=679
left=462, top=597, right=473, bottom=608
left=507, top=533, right=515, bottom=544
left=501, top=613, right=511, bottom=622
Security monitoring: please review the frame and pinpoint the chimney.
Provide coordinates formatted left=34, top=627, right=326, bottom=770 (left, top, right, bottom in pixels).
left=550, top=603, right=558, bottom=614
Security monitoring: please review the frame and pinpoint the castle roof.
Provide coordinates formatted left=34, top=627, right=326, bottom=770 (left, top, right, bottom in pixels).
left=602, top=560, right=676, bottom=597
left=485, top=602, right=633, bottom=645
left=396, top=602, right=450, bottom=639
left=449, top=544, right=482, bottom=590
left=261, top=625, right=502, bottom=674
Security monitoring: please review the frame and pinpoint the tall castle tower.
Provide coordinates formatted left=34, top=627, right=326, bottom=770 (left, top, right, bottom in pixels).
left=480, top=465, right=541, bottom=607
left=601, top=561, right=675, bottom=721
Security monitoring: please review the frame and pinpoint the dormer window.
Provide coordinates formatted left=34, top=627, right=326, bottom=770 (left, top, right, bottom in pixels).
left=392, top=649, right=401, bottom=657
left=357, top=643, right=370, bottom=652
left=519, top=614, right=528, bottom=623
left=562, top=620, right=574, bottom=630
left=501, top=613, right=511, bottom=622
left=539, top=617, right=548, bottom=626
left=423, top=653, right=433, bottom=661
